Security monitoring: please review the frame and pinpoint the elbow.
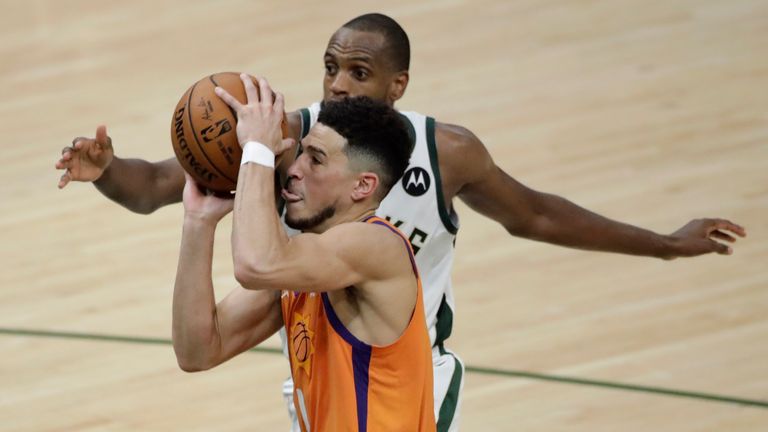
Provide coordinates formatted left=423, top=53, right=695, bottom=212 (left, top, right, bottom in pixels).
left=233, top=255, right=273, bottom=290
left=126, top=198, right=160, bottom=215
left=173, top=346, right=215, bottom=373
left=503, top=212, right=551, bottom=241
left=176, top=358, right=208, bottom=373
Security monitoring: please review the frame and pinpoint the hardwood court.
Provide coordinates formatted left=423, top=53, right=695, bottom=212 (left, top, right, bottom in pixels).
left=1, top=0, right=766, bottom=430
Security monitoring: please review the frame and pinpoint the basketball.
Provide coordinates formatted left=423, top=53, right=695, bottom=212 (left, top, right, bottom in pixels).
left=170, top=72, right=289, bottom=193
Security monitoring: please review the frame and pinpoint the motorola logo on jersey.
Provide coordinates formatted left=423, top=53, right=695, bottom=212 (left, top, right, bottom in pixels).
left=402, top=167, right=431, bottom=197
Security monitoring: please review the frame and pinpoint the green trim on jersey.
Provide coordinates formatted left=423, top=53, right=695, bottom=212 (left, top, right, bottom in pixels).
left=434, top=294, right=454, bottom=347
left=299, top=107, right=311, bottom=138
left=436, top=346, right=463, bottom=432
left=426, top=117, right=459, bottom=235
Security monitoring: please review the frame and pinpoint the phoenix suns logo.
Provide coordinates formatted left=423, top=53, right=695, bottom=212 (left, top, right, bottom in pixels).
left=291, top=312, right=315, bottom=377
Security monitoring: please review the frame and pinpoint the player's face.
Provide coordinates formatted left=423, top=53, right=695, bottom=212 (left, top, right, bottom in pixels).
left=323, top=28, right=402, bottom=106
left=282, top=124, right=357, bottom=233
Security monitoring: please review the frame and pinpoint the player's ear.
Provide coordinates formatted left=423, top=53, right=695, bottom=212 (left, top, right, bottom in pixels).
left=350, top=172, right=379, bottom=201
left=388, top=71, right=409, bottom=103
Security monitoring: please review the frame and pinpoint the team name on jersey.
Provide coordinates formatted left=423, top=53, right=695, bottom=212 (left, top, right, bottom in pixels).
left=383, top=216, right=428, bottom=255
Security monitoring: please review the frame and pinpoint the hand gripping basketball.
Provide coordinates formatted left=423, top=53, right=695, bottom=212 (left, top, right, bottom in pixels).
left=170, top=72, right=292, bottom=193
left=215, top=75, right=295, bottom=157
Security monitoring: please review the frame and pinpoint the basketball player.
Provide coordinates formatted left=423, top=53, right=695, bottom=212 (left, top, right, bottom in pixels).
left=174, top=81, right=435, bottom=431
left=55, top=13, right=745, bottom=432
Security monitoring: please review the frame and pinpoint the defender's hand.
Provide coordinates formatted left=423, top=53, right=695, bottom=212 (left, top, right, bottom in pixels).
left=56, top=125, right=114, bottom=188
left=182, top=173, right=234, bottom=223
left=664, top=218, right=746, bottom=259
left=214, top=74, right=294, bottom=156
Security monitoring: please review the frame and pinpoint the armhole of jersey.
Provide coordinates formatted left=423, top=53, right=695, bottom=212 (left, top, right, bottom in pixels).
left=367, top=217, right=419, bottom=279
left=299, top=107, right=311, bottom=138
left=426, top=117, right=460, bottom=235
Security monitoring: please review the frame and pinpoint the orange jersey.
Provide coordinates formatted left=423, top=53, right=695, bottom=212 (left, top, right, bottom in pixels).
left=281, top=216, right=435, bottom=432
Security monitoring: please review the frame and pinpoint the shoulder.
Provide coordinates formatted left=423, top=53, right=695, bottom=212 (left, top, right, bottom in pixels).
left=434, top=121, right=490, bottom=162
left=319, top=221, right=411, bottom=278
left=322, top=220, right=407, bottom=251
left=433, top=121, right=495, bottom=191
left=285, top=110, right=303, bottom=140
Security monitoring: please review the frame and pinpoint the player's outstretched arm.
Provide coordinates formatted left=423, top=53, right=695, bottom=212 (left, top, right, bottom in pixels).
left=56, top=125, right=185, bottom=214
left=438, top=123, right=746, bottom=259
left=173, top=173, right=282, bottom=372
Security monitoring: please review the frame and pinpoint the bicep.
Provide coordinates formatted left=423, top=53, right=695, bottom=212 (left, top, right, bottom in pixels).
left=436, top=122, right=541, bottom=234
left=214, top=287, right=282, bottom=364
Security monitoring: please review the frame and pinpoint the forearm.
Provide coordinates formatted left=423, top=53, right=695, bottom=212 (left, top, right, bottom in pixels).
left=94, top=157, right=184, bottom=214
left=519, top=192, right=672, bottom=258
left=232, top=164, right=289, bottom=287
left=172, top=217, right=222, bottom=371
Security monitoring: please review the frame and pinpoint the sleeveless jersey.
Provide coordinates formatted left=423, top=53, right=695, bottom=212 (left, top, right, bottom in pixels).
left=281, top=216, right=435, bottom=432
left=297, top=103, right=459, bottom=349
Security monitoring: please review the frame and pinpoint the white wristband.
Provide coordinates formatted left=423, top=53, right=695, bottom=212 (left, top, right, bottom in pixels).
left=240, top=141, right=275, bottom=168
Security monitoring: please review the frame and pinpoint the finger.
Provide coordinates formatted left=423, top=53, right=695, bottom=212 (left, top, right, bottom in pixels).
left=58, top=171, right=71, bottom=189
left=72, top=136, right=90, bottom=148
left=710, top=230, right=737, bottom=243
left=711, top=239, right=732, bottom=255
left=62, top=146, right=74, bottom=155
left=712, top=219, right=747, bottom=237
left=258, top=77, right=273, bottom=109
left=274, top=92, right=285, bottom=116
left=276, top=137, right=295, bottom=156
left=241, top=73, right=260, bottom=104
left=214, top=86, right=242, bottom=111
left=95, top=125, right=108, bottom=148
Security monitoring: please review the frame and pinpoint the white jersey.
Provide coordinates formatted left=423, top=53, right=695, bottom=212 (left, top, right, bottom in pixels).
left=295, top=102, right=459, bottom=348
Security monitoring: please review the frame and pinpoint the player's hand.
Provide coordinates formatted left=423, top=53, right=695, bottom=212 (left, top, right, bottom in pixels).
left=182, top=173, right=234, bottom=223
left=214, top=74, right=295, bottom=156
left=663, top=218, right=746, bottom=260
left=56, top=125, right=114, bottom=188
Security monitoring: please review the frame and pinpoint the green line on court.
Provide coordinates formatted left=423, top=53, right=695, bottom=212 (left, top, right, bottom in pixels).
left=0, top=327, right=282, bottom=354
left=465, top=365, right=768, bottom=408
left=2, top=327, right=766, bottom=409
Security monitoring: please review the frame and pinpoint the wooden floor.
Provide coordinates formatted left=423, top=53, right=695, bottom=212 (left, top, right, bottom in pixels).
left=1, top=0, right=767, bottom=430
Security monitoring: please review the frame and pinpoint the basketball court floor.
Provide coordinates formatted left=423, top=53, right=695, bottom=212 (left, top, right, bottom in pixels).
left=1, top=1, right=766, bottom=430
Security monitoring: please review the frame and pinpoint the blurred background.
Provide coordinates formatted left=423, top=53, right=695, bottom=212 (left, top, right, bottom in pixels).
left=1, top=0, right=766, bottom=430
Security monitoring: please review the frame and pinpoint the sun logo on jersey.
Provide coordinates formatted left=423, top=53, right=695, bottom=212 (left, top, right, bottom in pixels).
left=291, top=313, right=315, bottom=377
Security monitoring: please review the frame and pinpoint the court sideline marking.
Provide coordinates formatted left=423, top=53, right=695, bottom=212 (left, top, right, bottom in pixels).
left=2, top=327, right=766, bottom=409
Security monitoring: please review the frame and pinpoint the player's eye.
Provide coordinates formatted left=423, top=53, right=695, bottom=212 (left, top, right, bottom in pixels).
left=352, top=68, right=369, bottom=80
left=325, top=63, right=337, bottom=75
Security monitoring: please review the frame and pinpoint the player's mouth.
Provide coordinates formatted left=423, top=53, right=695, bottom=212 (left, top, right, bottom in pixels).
left=281, top=188, right=302, bottom=203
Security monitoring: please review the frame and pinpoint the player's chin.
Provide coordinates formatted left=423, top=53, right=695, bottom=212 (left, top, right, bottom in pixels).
left=284, top=203, right=306, bottom=220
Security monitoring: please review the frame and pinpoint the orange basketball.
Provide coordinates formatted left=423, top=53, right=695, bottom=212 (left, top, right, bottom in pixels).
left=170, top=72, right=289, bottom=193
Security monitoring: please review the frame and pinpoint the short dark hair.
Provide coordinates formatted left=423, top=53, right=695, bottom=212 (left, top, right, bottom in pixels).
left=318, top=97, right=411, bottom=200
left=342, top=13, right=410, bottom=71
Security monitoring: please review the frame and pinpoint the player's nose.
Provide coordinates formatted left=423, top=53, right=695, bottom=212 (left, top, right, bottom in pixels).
left=328, top=74, right=350, bottom=98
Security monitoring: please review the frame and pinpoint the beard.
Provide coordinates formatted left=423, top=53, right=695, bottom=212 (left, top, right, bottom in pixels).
left=285, top=204, right=337, bottom=231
